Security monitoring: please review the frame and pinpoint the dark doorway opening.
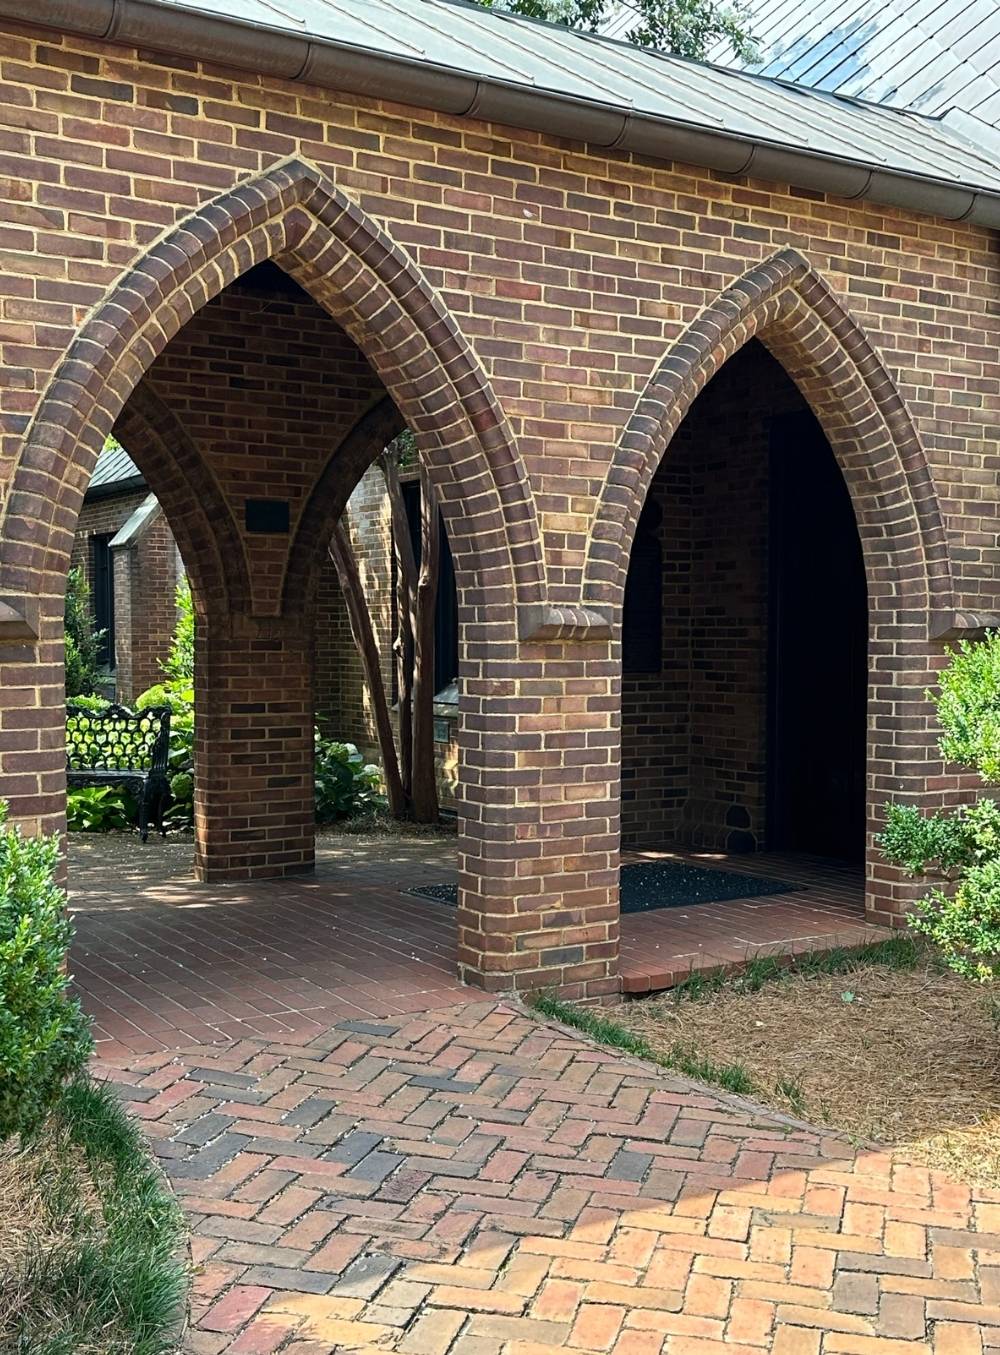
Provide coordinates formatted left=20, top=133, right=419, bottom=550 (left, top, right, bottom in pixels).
left=92, top=531, right=115, bottom=670
left=767, top=410, right=867, bottom=861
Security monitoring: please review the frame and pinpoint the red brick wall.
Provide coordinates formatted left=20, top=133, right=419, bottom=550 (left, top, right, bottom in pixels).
left=112, top=508, right=181, bottom=703
left=71, top=492, right=180, bottom=703
left=1, top=19, right=996, bottom=992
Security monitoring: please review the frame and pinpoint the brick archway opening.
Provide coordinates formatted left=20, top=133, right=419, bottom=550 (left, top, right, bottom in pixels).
left=4, top=161, right=542, bottom=949
left=621, top=339, right=867, bottom=856
left=601, top=252, right=952, bottom=935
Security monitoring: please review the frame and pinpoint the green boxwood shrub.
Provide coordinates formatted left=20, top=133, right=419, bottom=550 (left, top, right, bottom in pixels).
left=0, top=802, right=93, bottom=1139
left=879, top=632, right=1000, bottom=981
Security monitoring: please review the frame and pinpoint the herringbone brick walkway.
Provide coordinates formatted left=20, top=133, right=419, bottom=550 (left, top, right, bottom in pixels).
left=96, top=1000, right=1000, bottom=1355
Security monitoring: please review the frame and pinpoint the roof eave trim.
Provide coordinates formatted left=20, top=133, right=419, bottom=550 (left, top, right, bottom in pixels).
left=9, top=0, right=1000, bottom=227
left=84, top=473, right=148, bottom=501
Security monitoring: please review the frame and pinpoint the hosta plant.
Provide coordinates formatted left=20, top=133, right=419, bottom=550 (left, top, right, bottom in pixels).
left=315, top=737, right=382, bottom=822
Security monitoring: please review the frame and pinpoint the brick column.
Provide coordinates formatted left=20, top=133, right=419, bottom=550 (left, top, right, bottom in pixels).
left=193, top=608, right=315, bottom=882
left=455, top=640, right=621, bottom=1001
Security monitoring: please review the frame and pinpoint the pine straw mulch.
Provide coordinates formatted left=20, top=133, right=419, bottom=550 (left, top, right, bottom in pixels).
left=611, top=949, right=1000, bottom=1187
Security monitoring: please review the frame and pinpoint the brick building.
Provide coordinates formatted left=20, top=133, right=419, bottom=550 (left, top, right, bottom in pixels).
left=71, top=441, right=182, bottom=702
left=1, top=0, right=998, bottom=998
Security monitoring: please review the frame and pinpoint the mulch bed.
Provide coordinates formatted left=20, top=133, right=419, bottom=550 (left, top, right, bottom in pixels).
left=612, top=952, right=1000, bottom=1185
left=410, top=859, right=797, bottom=912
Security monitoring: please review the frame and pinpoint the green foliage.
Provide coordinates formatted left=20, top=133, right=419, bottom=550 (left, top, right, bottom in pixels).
left=669, top=934, right=923, bottom=1001
left=482, top=0, right=757, bottom=61
left=160, top=577, right=194, bottom=700
left=0, top=803, right=92, bottom=1141
left=315, top=737, right=382, bottom=822
left=64, top=569, right=106, bottom=699
left=4, top=1076, right=187, bottom=1354
left=906, top=866, right=1000, bottom=984
left=935, top=634, right=1000, bottom=783
left=879, top=632, right=1000, bottom=981
left=66, top=786, right=135, bottom=833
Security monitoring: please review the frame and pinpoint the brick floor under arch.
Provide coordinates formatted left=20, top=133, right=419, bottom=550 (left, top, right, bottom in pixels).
left=69, top=832, right=874, bottom=1061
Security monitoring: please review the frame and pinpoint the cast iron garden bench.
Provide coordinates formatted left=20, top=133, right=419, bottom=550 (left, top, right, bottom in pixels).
left=66, top=703, right=173, bottom=843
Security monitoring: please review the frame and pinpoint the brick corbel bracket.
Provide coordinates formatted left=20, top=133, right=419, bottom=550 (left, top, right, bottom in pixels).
left=0, top=598, right=37, bottom=643
left=519, top=603, right=612, bottom=642
left=931, top=612, right=1000, bottom=643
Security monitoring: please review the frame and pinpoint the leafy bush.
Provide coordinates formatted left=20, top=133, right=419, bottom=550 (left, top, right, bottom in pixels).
left=0, top=802, right=93, bottom=1139
left=65, top=568, right=106, bottom=698
left=162, top=576, right=194, bottom=697
left=315, top=737, right=381, bottom=822
left=66, top=785, right=135, bottom=833
left=879, top=633, right=1000, bottom=981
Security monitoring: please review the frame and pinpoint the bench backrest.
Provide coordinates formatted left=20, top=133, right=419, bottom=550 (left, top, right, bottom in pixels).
left=66, top=703, right=172, bottom=774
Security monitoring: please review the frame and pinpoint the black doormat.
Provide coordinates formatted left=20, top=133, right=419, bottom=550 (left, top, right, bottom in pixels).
left=408, top=860, right=799, bottom=914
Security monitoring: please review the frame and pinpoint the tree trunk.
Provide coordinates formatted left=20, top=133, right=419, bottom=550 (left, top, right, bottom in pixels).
left=380, top=452, right=418, bottom=803
left=410, top=461, right=440, bottom=823
left=328, top=521, right=406, bottom=819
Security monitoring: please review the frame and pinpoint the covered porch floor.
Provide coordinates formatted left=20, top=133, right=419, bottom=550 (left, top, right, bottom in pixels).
left=69, top=832, right=878, bottom=1060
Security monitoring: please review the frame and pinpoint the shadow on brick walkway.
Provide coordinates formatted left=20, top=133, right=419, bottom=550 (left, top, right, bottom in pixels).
left=69, top=833, right=877, bottom=1060
left=70, top=834, right=992, bottom=1354
left=96, top=1001, right=994, bottom=1355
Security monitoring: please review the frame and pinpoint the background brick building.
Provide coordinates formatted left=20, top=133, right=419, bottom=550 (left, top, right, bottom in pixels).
left=2, top=0, right=999, bottom=996
left=71, top=442, right=182, bottom=703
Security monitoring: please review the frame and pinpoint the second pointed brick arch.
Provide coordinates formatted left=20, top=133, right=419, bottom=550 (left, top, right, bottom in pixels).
left=584, top=249, right=954, bottom=625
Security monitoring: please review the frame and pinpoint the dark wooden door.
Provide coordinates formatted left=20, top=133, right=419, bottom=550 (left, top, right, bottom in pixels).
left=767, top=411, right=867, bottom=861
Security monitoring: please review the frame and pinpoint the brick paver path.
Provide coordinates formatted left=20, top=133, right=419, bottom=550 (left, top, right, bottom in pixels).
left=69, top=834, right=874, bottom=1059
left=95, top=1000, right=997, bottom=1355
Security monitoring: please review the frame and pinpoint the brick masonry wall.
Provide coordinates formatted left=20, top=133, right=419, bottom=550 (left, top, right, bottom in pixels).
left=71, top=492, right=146, bottom=586
left=112, top=508, right=181, bottom=703
left=71, top=491, right=181, bottom=703
left=0, top=20, right=997, bottom=992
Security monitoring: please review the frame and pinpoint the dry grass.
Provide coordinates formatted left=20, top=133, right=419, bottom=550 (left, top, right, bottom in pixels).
left=611, top=949, right=1000, bottom=1186
left=0, top=1128, right=102, bottom=1344
left=0, top=1079, right=186, bottom=1355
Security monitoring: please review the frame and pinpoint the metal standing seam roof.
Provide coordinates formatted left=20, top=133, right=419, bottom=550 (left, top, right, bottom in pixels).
left=15, top=0, right=1000, bottom=223
left=86, top=442, right=145, bottom=496
left=688, top=0, right=1000, bottom=156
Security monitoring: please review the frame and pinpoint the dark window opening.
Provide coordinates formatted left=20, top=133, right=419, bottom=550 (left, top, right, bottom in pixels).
left=92, top=533, right=115, bottom=670
left=401, top=481, right=459, bottom=693
left=622, top=496, right=663, bottom=674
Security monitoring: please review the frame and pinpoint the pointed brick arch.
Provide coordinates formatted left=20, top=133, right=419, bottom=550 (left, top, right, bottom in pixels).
left=283, top=398, right=405, bottom=614
left=113, top=380, right=251, bottom=617
left=584, top=248, right=953, bottom=624
left=0, top=157, right=545, bottom=636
